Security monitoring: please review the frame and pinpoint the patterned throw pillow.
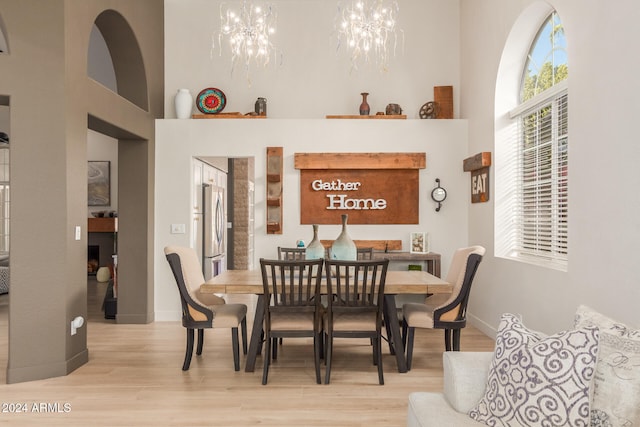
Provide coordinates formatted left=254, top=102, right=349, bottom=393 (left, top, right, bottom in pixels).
left=468, top=313, right=599, bottom=427
left=574, top=305, right=640, bottom=427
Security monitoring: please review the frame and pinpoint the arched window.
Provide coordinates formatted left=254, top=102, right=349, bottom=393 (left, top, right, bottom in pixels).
left=495, top=9, right=568, bottom=270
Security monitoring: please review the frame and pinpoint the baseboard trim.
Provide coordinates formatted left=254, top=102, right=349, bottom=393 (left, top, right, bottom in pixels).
left=116, top=312, right=154, bottom=324
left=7, top=348, right=89, bottom=384
left=468, top=312, right=497, bottom=340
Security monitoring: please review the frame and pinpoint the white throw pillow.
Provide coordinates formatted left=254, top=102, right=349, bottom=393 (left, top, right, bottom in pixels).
left=574, top=305, right=640, bottom=427
left=468, top=313, right=599, bottom=427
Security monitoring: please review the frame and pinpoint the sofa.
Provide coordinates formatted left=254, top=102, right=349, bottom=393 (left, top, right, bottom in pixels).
left=407, top=306, right=640, bottom=427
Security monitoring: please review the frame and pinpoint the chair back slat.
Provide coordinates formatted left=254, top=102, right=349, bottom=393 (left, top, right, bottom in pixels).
left=277, top=247, right=306, bottom=261
left=326, top=259, right=389, bottom=312
left=260, top=258, right=323, bottom=313
left=356, top=247, right=374, bottom=260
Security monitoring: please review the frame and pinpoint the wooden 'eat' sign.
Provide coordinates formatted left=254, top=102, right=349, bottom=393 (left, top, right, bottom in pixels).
left=463, top=152, right=491, bottom=203
left=295, top=152, right=426, bottom=224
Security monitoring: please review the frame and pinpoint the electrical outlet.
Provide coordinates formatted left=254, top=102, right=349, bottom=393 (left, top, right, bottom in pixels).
left=171, top=223, right=186, bottom=234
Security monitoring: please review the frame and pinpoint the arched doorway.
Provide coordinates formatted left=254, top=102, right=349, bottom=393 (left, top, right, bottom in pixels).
left=86, top=10, right=153, bottom=324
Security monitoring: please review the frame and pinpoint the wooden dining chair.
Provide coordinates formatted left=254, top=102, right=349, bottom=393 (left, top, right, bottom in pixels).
left=277, top=246, right=306, bottom=260
left=259, top=258, right=324, bottom=385
left=401, top=246, right=485, bottom=370
left=357, top=247, right=374, bottom=260
left=164, top=246, right=247, bottom=371
left=324, top=258, right=389, bottom=385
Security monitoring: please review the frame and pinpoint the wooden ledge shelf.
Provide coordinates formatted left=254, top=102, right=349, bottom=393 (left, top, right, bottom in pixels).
left=326, top=115, right=406, bottom=120
left=192, top=113, right=266, bottom=119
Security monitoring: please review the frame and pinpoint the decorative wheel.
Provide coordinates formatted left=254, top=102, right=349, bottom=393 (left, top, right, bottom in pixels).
left=196, top=88, right=227, bottom=114
left=419, top=101, right=438, bottom=119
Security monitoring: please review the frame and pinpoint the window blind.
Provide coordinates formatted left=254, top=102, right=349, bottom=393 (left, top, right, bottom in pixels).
left=514, top=91, right=568, bottom=265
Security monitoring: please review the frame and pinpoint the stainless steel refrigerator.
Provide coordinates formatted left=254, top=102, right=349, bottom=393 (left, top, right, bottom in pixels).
left=193, top=165, right=227, bottom=280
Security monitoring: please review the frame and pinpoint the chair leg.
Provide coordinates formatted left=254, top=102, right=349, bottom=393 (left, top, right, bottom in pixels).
left=262, top=332, right=271, bottom=385
left=324, top=333, right=333, bottom=384
left=196, top=328, right=204, bottom=355
left=452, top=328, right=461, bottom=351
left=182, top=328, right=195, bottom=371
left=375, top=334, right=384, bottom=385
left=241, top=317, right=248, bottom=355
left=314, top=333, right=322, bottom=384
left=272, top=337, right=278, bottom=360
left=232, top=327, right=240, bottom=371
left=444, top=329, right=452, bottom=351
left=405, top=327, right=415, bottom=371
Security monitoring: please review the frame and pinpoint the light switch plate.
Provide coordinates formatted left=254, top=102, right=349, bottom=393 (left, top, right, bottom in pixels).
left=75, top=226, right=81, bottom=240
left=171, top=223, right=186, bottom=234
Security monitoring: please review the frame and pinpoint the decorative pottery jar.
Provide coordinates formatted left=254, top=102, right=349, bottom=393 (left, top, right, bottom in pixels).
left=174, top=89, right=193, bottom=119
left=305, top=224, right=325, bottom=260
left=385, top=103, right=403, bottom=115
left=330, top=214, right=357, bottom=260
left=359, top=93, right=370, bottom=116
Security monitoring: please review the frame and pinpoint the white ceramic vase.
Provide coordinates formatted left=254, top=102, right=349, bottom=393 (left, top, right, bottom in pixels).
left=330, top=214, right=357, bottom=260
left=174, top=88, right=193, bottom=119
left=305, top=224, right=325, bottom=260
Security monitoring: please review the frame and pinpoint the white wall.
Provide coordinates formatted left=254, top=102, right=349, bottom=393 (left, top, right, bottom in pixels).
left=157, top=0, right=468, bottom=320
left=154, top=119, right=469, bottom=320
left=461, top=0, right=640, bottom=334
left=164, top=0, right=461, bottom=119
left=160, top=0, right=640, bottom=332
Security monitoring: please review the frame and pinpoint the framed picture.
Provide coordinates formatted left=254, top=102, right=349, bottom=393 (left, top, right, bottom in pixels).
left=410, top=232, right=429, bottom=254
left=88, top=161, right=111, bottom=206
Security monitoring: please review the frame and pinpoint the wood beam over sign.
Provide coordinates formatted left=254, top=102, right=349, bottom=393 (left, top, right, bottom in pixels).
left=463, top=152, right=492, bottom=203
left=294, top=152, right=426, bottom=170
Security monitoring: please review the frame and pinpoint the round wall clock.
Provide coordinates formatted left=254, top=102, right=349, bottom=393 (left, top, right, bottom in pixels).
left=196, top=87, right=227, bottom=114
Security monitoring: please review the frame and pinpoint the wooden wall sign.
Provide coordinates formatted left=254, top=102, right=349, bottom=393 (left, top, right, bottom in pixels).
left=463, top=152, right=491, bottom=203
left=266, top=147, right=283, bottom=233
left=295, top=153, right=425, bottom=225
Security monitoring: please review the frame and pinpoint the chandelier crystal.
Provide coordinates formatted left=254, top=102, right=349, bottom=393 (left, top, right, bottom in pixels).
left=336, top=0, right=402, bottom=72
left=216, top=1, right=278, bottom=79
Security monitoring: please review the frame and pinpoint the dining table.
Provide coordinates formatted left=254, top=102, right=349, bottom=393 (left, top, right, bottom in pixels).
left=200, top=268, right=451, bottom=373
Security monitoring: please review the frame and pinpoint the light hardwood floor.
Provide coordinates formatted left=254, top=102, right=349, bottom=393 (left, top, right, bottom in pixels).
left=0, top=281, right=494, bottom=426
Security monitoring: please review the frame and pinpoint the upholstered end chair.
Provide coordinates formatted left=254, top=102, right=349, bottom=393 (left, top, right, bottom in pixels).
left=402, top=246, right=485, bottom=369
left=164, top=246, right=247, bottom=371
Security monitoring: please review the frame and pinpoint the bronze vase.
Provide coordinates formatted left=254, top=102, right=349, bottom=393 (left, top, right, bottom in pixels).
left=359, top=93, right=370, bottom=116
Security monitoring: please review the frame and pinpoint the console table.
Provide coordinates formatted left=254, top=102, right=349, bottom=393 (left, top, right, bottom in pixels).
left=372, top=251, right=441, bottom=278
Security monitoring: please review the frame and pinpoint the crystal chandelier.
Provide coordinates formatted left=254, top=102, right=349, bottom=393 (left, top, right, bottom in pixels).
left=336, top=0, right=402, bottom=72
left=216, top=1, right=278, bottom=79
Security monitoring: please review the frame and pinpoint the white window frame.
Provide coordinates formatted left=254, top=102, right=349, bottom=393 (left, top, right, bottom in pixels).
left=495, top=7, right=568, bottom=271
